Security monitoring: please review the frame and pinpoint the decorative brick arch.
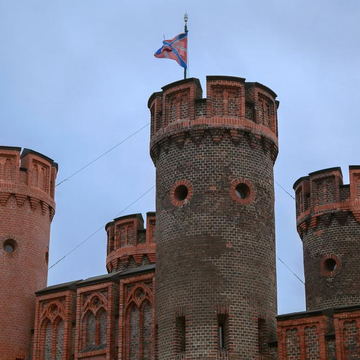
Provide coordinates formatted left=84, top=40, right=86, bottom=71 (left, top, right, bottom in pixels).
left=39, top=300, right=65, bottom=360
left=80, top=292, right=108, bottom=351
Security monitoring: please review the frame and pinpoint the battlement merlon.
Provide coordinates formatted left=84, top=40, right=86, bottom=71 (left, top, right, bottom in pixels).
left=148, top=76, right=279, bottom=162
left=0, top=146, right=57, bottom=205
left=293, top=166, right=360, bottom=227
left=105, top=212, right=156, bottom=273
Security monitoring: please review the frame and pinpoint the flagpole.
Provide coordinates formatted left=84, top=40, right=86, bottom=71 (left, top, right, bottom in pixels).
left=184, top=13, right=188, bottom=80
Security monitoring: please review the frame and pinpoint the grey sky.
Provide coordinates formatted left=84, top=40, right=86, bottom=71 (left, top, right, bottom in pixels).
left=1, top=0, right=359, bottom=315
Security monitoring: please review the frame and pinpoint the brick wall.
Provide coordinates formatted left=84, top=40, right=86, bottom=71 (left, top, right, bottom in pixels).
left=149, top=76, right=279, bottom=359
left=0, top=146, right=57, bottom=360
left=334, top=307, right=360, bottom=359
left=277, top=306, right=360, bottom=360
left=277, top=312, right=331, bottom=360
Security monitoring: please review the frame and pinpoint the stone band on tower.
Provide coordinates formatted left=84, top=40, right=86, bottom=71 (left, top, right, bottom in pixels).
left=294, top=166, right=360, bottom=311
left=0, top=146, right=57, bottom=360
left=149, top=76, right=279, bottom=359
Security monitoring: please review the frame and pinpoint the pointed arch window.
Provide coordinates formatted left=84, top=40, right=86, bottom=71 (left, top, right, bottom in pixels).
left=41, top=316, right=64, bottom=360
left=81, top=294, right=108, bottom=352
left=125, top=285, right=153, bottom=360
left=39, top=301, right=65, bottom=360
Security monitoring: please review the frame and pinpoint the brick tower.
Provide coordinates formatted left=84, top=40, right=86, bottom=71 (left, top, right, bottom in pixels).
left=0, top=146, right=57, bottom=360
left=148, top=76, right=279, bottom=359
left=294, top=166, right=360, bottom=311
left=105, top=212, right=156, bottom=273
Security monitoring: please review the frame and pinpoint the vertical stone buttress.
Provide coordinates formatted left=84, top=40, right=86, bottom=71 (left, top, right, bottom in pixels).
left=148, top=76, right=279, bottom=359
left=0, top=146, right=57, bottom=360
left=294, top=166, right=360, bottom=311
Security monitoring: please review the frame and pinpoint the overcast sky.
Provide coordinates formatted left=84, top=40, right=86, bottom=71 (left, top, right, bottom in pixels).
left=1, top=0, right=359, bottom=315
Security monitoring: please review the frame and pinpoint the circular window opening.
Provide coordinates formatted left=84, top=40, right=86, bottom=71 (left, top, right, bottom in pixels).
left=3, top=239, right=17, bottom=253
left=174, top=185, right=189, bottom=201
left=235, top=183, right=250, bottom=199
left=324, top=258, right=337, bottom=272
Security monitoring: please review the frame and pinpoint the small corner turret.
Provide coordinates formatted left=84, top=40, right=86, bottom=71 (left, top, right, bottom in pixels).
left=294, top=166, right=360, bottom=310
left=105, top=212, right=156, bottom=273
left=0, top=145, right=57, bottom=360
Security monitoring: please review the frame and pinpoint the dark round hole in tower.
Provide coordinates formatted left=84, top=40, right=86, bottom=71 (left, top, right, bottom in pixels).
left=3, top=239, right=17, bottom=253
left=324, top=258, right=337, bottom=272
left=174, top=185, right=188, bottom=201
left=235, top=183, right=250, bottom=199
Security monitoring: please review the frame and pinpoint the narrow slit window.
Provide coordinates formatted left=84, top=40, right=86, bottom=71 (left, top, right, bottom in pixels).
left=218, top=314, right=229, bottom=351
left=258, top=318, right=267, bottom=356
left=175, top=316, right=186, bottom=354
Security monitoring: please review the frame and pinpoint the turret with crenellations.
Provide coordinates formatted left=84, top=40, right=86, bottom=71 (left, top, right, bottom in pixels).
left=294, top=166, right=360, bottom=311
left=149, top=76, right=280, bottom=359
left=0, top=146, right=57, bottom=360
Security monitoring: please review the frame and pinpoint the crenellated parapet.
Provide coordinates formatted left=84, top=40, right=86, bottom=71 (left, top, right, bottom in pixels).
left=148, top=76, right=279, bottom=164
left=105, top=212, right=156, bottom=273
left=294, top=166, right=360, bottom=237
left=0, top=146, right=57, bottom=221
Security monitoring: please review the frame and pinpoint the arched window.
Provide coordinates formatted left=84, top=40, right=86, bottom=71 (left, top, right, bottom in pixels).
left=44, top=320, right=53, bottom=360
left=82, top=307, right=107, bottom=351
left=126, top=299, right=153, bottom=360
left=86, top=312, right=96, bottom=347
left=55, top=319, right=64, bottom=360
left=99, top=309, right=107, bottom=346
left=142, top=301, right=152, bottom=360
left=42, top=316, right=64, bottom=360
left=129, top=305, right=140, bottom=360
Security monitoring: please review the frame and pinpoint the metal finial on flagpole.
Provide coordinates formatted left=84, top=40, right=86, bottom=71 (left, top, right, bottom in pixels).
left=184, top=13, right=188, bottom=79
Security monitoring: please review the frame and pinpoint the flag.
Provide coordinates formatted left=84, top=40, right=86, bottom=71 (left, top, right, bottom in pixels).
left=154, top=32, right=188, bottom=69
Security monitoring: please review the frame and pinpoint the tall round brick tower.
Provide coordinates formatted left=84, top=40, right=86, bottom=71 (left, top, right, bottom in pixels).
left=294, top=166, right=360, bottom=311
left=0, top=146, right=57, bottom=360
left=148, top=76, right=279, bottom=359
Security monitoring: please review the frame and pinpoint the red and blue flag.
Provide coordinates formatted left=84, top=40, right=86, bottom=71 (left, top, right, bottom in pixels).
left=154, top=32, right=188, bottom=69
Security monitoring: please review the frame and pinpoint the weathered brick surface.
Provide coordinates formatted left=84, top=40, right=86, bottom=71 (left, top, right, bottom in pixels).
left=285, top=328, right=300, bottom=359
left=277, top=312, right=330, bottom=360
left=149, top=76, right=279, bottom=359
left=325, top=336, right=336, bottom=360
left=294, top=167, right=360, bottom=310
left=334, top=307, right=360, bottom=360
left=0, top=146, right=57, bottom=360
